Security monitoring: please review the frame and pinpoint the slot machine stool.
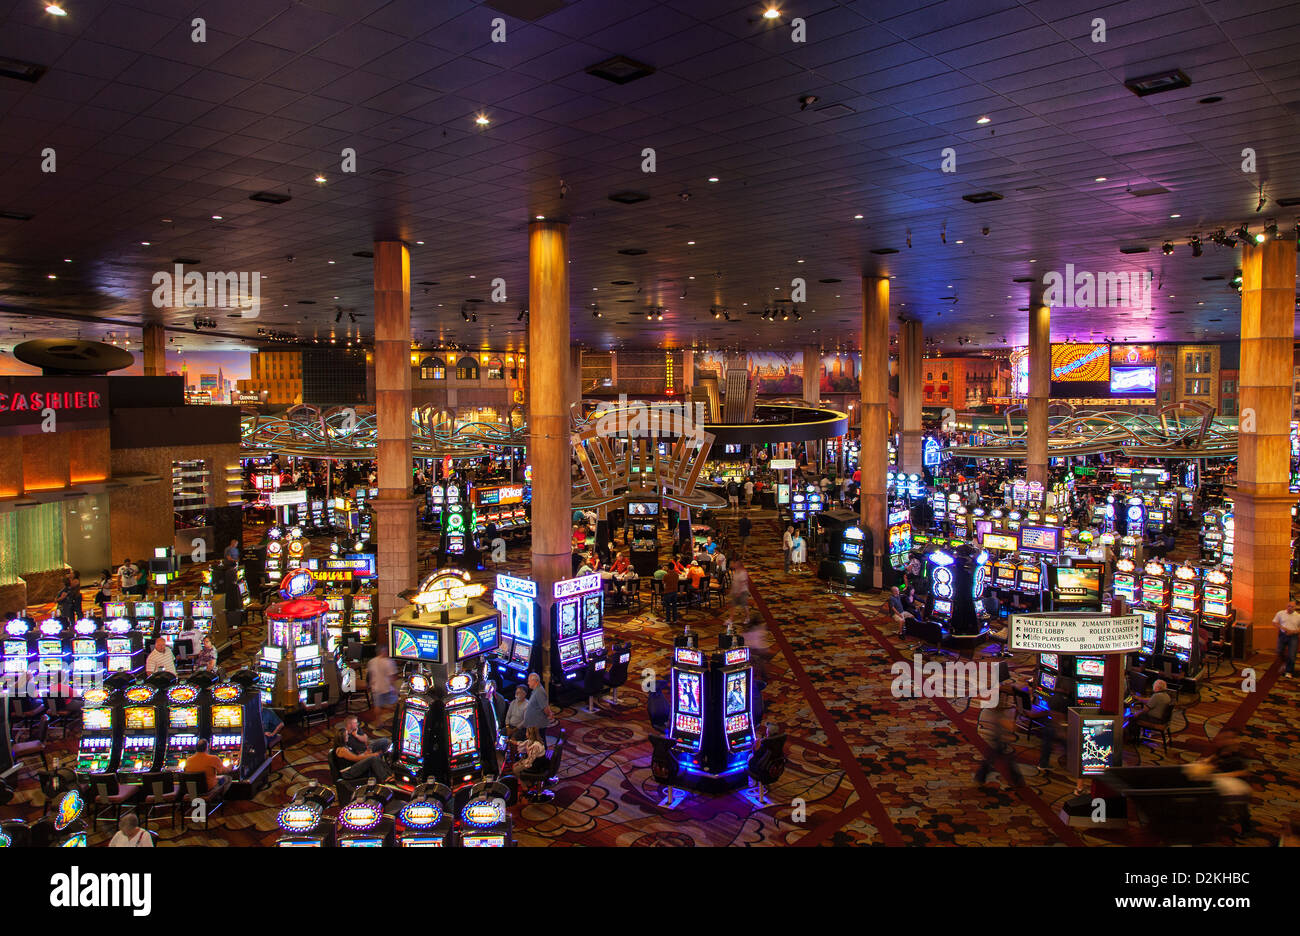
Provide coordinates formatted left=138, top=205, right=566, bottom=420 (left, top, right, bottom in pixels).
left=518, top=730, right=566, bottom=803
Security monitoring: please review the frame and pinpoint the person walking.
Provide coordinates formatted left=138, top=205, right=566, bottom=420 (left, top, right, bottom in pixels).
left=1274, top=597, right=1300, bottom=678
left=782, top=525, right=794, bottom=574
left=738, top=514, right=752, bottom=561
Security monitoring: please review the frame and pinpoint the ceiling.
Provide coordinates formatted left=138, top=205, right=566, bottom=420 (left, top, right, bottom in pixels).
left=0, top=0, right=1298, bottom=359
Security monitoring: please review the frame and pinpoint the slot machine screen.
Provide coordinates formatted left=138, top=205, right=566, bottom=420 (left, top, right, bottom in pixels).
left=125, top=707, right=155, bottom=729
left=510, top=640, right=532, bottom=668
left=932, top=599, right=952, bottom=616
left=463, top=835, right=506, bottom=847
left=558, top=603, right=579, bottom=640
left=1076, top=681, right=1103, bottom=702
left=582, top=594, right=602, bottom=631
left=454, top=618, right=500, bottom=660
left=105, top=603, right=128, bottom=618
left=558, top=640, right=582, bottom=669
left=1203, top=587, right=1228, bottom=617
left=400, top=709, right=425, bottom=758
left=496, top=634, right=514, bottom=661
left=83, top=708, right=112, bottom=731
left=582, top=632, right=603, bottom=658
left=446, top=711, right=478, bottom=758
left=725, top=671, right=748, bottom=715
left=211, top=705, right=241, bottom=729
left=191, top=601, right=213, bottom=618
left=73, top=638, right=96, bottom=656
left=1079, top=718, right=1119, bottom=774
left=170, top=706, right=199, bottom=728
left=1040, top=652, right=1060, bottom=671
left=1018, top=567, right=1041, bottom=590
left=134, top=603, right=156, bottom=618
left=1171, top=582, right=1197, bottom=611
left=353, top=594, right=373, bottom=611
left=676, top=671, right=702, bottom=717
left=163, top=601, right=184, bottom=618
left=1142, top=626, right=1157, bottom=648
left=1076, top=658, right=1105, bottom=678
left=995, top=564, right=1016, bottom=588
left=1039, top=671, right=1057, bottom=692
left=1164, top=632, right=1192, bottom=655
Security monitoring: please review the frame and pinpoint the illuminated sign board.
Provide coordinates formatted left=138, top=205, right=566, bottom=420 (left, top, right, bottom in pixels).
left=980, top=532, right=1019, bottom=552
left=553, top=574, right=601, bottom=600
left=1009, top=612, right=1140, bottom=654
left=412, top=569, right=486, bottom=613
left=391, top=625, right=442, bottom=662
left=0, top=377, right=109, bottom=436
left=1110, top=366, right=1157, bottom=394
left=495, top=573, right=537, bottom=598
left=1050, top=343, right=1109, bottom=382
left=1018, top=525, right=1060, bottom=554
left=1110, top=344, right=1157, bottom=365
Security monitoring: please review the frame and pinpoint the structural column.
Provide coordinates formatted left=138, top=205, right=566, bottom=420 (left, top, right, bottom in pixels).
left=567, top=345, right=583, bottom=417
left=142, top=322, right=166, bottom=376
left=802, top=346, right=821, bottom=406
left=1026, top=302, right=1050, bottom=487
left=860, top=276, right=890, bottom=588
left=529, top=222, right=572, bottom=682
left=371, top=241, right=418, bottom=631
left=898, top=319, right=923, bottom=474
left=1233, top=240, right=1297, bottom=648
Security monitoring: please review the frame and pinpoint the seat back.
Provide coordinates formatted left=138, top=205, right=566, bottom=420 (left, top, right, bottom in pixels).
left=604, top=641, right=631, bottom=690
left=176, top=771, right=207, bottom=799
left=747, top=734, right=788, bottom=785
left=545, top=731, right=566, bottom=779
left=89, top=772, right=118, bottom=797
left=648, top=735, right=679, bottom=784
left=143, top=772, right=174, bottom=798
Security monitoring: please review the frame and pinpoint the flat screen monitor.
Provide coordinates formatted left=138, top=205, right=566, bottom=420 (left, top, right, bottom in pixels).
left=1076, top=681, right=1103, bottom=701
left=1076, top=658, right=1105, bottom=678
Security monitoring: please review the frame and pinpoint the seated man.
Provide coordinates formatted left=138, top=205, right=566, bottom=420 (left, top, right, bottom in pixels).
left=888, top=586, right=916, bottom=626
left=261, top=705, right=284, bottom=747
left=184, top=739, right=232, bottom=793
left=335, top=715, right=393, bottom=784
left=1128, top=679, right=1174, bottom=738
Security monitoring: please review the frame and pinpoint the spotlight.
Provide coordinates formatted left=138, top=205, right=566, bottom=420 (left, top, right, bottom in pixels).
left=334, top=308, right=343, bottom=322
left=1257, top=189, right=1267, bottom=212
left=1235, top=223, right=1251, bottom=241
left=592, top=304, right=602, bottom=318
left=646, top=310, right=653, bottom=320
left=471, top=312, right=477, bottom=322
left=656, top=310, right=664, bottom=321
left=517, top=308, right=527, bottom=321
left=1264, top=219, right=1279, bottom=240
left=461, top=306, right=470, bottom=321
left=1161, top=242, right=1174, bottom=255
left=1189, top=236, right=1202, bottom=257
left=711, top=307, right=721, bottom=319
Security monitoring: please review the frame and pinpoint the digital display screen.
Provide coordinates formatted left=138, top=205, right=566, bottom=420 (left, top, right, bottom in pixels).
left=1040, top=652, right=1059, bottom=671
left=558, top=603, right=579, bottom=640
left=1076, top=658, right=1105, bottom=677
left=1053, top=564, right=1103, bottom=607
left=391, top=626, right=441, bottom=662
left=725, top=671, right=748, bottom=716
left=558, top=639, right=582, bottom=668
left=454, top=618, right=499, bottom=660
left=510, top=639, right=532, bottom=667
left=104, top=603, right=128, bottom=618
left=1039, top=671, right=1056, bottom=692
left=211, top=705, right=241, bottom=728
left=1077, top=681, right=1103, bottom=700
left=1050, top=343, right=1109, bottom=382
left=1018, top=526, right=1060, bottom=553
left=83, top=709, right=112, bottom=731
left=1080, top=718, right=1118, bottom=774
left=133, top=603, right=156, bottom=617
left=124, top=707, right=155, bottom=729
left=627, top=501, right=659, bottom=515
left=401, top=710, right=425, bottom=758
left=170, top=706, right=199, bottom=728
left=163, top=601, right=184, bottom=618
left=676, top=671, right=702, bottom=717
left=674, top=713, right=702, bottom=735
left=446, top=712, right=478, bottom=757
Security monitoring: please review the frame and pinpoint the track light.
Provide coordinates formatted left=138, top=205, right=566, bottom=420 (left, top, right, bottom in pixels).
left=656, top=309, right=664, bottom=321
left=1257, top=187, right=1267, bottom=212
left=592, top=304, right=601, bottom=318
left=471, top=311, right=477, bottom=322
left=1264, top=219, right=1279, bottom=240
left=334, top=308, right=343, bottom=322
left=646, top=310, right=653, bottom=320
left=517, top=308, right=527, bottom=321
left=1161, top=242, right=1174, bottom=255
left=1189, top=235, right=1202, bottom=257
left=461, top=306, right=470, bottom=321
left=1235, top=223, right=1251, bottom=242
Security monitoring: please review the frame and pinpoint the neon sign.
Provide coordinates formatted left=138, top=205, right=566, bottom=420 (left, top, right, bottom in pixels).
left=413, top=569, right=486, bottom=613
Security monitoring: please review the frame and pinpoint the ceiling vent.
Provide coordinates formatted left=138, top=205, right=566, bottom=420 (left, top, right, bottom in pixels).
left=1128, top=185, right=1170, bottom=197
left=961, top=191, right=1003, bottom=204
left=484, top=0, right=567, bottom=21
left=586, top=55, right=655, bottom=85
left=1124, top=69, right=1191, bottom=97
left=617, top=248, right=648, bottom=256
left=608, top=190, right=650, bottom=205
left=0, top=56, right=46, bottom=83
left=869, top=247, right=899, bottom=255
left=250, top=191, right=292, bottom=205
left=1119, top=245, right=1150, bottom=254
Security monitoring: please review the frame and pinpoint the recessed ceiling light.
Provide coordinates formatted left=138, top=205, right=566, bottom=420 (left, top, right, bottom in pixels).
left=1094, top=176, right=1107, bottom=182
left=1169, top=213, right=1181, bottom=218
left=63, top=258, right=70, bottom=262
left=314, top=174, right=326, bottom=184
left=140, top=241, right=150, bottom=246
left=475, top=114, right=490, bottom=126
left=536, top=214, right=544, bottom=219
left=687, top=240, right=695, bottom=245
left=763, top=7, right=780, bottom=19
left=327, top=260, right=335, bottom=264
left=47, top=274, right=56, bottom=279
left=211, top=215, right=222, bottom=220
left=44, top=3, right=67, bottom=15
left=955, top=240, right=963, bottom=244
left=416, top=241, right=424, bottom=245
left=796, top=259, right=805, bottom=263
left=1028, top=259, right=1037, bottom=263
left=853, top=214, right=863, bottom=220
left=976, top=115, right=991, bottom=125
left=707, top=177, right=719, bottom=183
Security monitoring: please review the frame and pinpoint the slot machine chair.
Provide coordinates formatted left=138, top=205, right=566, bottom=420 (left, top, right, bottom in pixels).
left=139, top=772, right=183, bottom=831
left=1, top=712, right=49, bottom=780
left=35, top=767, right=78, bottom=817
left=86, top=772, right=143, bottom=833
left=745, top=733, right=788, bottom=804
left=518, top=730, right=566, bottom=803
left=647, top=680, right=671, bottom=733
left=599, top=641, right=635, bottom=710
left=582, top=648, right=607, bottom=714
left=0, top=819, right=29, bottom=847
left=901, top=615, right=950, bottom=659
left=177, top=771, right=226, bottom=830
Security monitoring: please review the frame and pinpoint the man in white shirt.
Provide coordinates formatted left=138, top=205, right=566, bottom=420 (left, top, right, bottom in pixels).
left=742, top=479, right=754, bottom=509
left=145, top=636, right=176, bottom=677
left=1274, top=598, right=1300, bottom=678
left=782, top=525, right=794, bottom=573
left=117, top=558, right=140, bottom=595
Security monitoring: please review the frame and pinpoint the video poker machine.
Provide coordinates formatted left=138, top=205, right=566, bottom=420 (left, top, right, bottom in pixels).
left=2, top=618, right=33, bottom=677
left=1112, top=558, right=1138, bottom=605
left=161, top=683, right=205, bottom=770
left=69, top=619, right=103, bottom=687
left=76, top=685, right=119, bottom=774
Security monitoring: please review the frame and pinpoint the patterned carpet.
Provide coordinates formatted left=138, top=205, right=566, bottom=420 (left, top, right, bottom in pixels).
left=5, top=512, right=1296, bottom=846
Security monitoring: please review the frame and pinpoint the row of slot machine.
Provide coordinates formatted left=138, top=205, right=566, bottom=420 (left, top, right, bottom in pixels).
left=789, top=484, right=826, bottom=526
left=988, top=555, right=1046, bottom=604
left=1199, top=507, right=1235, bottom=567
left=1112, top=559, right=1234, bottom=673
left=1, top=599, right=216, bottom=682
left=667, top=629, right=756, bottom=782
left=470, top=483, right=531, bottom=538
left=321, top=590, right=375, bottom=650
left=263, top=526, right=309, bottom=585
left=76, top=673, right=265, bottom=779
left=1034, top=652, right=1107, bottom=708
left=276, top=784, right=513, bottom=847
left=924, top=549, right=990, bottom=634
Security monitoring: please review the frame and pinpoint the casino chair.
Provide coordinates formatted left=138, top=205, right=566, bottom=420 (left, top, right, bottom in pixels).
left=1132, top=704, right=1177, bottom=763
left=177, top=771, right=226, bottom=831
left=0, top=819, right=29, bottom=847
left=581, top=650, right=607, bottom=714
left=745, top=733, right=789, bottom=805
left=326, top=748, right=362, bottom=806
left=140, top=772, right=183, bottom=832
left=36, top=767, right=78, bottom=817
left=599, top=641, right=636, bottom=710
left=647, top=680, right=671, bottom=734
left=6, top=714, right=50, bottom=778
left=518, top=729, right=565, bottom=804
left=301, top=685, right=334, bottom=730
left=86, top=772, right=143, bottom=833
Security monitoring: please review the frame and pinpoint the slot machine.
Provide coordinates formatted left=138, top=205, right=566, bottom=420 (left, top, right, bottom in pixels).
left=1112, top=558, right=1138, bottom=604
left=212, top=680, right=265, bottom=777
left=276, top=801, right=330, bottom=847
left=1201, top=568, right=1234, bottom=627
left=440, top=671, right=488, bottom=787
left=69, top=619, right=103, bottom=688
left=1136, top=606, right=1160, bottom=663
left=190, top=599, right=214, bottom=639
left=927, top=551, right=957, bottom=626
left=971, top=550, right=990, bottom=619
left=392, top=674, right=435, bottom=783
left=161, top=683, right=205, bottom=771
left=118, top=683, right=163, bottom=774
left=159, top=600, right=186, bottom=647
left=264, top=527, right=284, bottom=583
left=491, top=574, right=537, bottom=690
left=348, top=592, right=373, bottom=643
left=76, top=686, right=118, bottom=773
left=457, top=794, right=514, bottom=847
left=550, top=574, right=601, bottom=692
left=1162, top=611, right=1197, bottom=672
left=1140, top=560, right=1171, bottom=611
left=322, top=593, right=347, bottom=651
left=668, top=645, right=707, bottom=766
left=1, top=618, right=32, bottom=678
left=336, top=800, right=390, bottom=847
left=718, top=645, right=755, bottom=760
left=1220, top=512, right=1235, bottom=567
left=396, top=796, right=453, bottom=847
left=132, top=601, right=158, bottom=641
left=993, top=557, right=1018, bottom=594
left=1034, top=652, right=1059, bottom=708
left=102, top=618, right=140, bottom=674
left=580, top=586, right=604, bottom=664
left=1170, top=564, right=1200, bottom=614
left=840, top=524, right=867, bottom=588
left=1073, top=656, right=1105, bottom=707
left=1015, top=558, right=1042, bottom=598
left=428, top=484, right=446, bottom=530
left=790, top=488, right=808, bottom=525
left=34, top=620, right=69, bottom=678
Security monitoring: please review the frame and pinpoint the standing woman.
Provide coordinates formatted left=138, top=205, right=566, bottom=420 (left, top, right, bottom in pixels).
left=93, top=569, right=114, bottom=609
